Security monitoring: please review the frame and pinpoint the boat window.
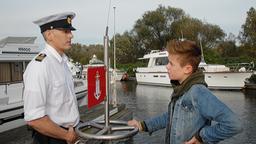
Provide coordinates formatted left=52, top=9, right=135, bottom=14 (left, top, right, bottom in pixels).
left=0, top=63, right=11, bottom=83
left=155, top=57, right=168, bottom=66
left=199, top=67, right=205, bottom=71
left=140, top=59, right=149, bottom=67
left=0, top=62, right=23, bottom=83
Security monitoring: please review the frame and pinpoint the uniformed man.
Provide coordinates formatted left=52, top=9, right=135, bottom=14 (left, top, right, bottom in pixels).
left=23, top=12, right=80, bottom=144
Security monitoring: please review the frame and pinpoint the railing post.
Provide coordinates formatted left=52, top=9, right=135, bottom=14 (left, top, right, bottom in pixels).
left=4, top=84, right=8, bottom=95
left=104, top=26, right=110, bottom=130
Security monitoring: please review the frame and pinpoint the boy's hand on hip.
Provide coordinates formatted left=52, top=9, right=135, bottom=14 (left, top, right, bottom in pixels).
left=185, top=136, right=201, bottom=144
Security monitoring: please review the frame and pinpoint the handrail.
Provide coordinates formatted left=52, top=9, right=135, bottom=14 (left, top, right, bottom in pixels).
left=76, top=120, right=138, bottom=140
left=0, top=81, right=23, bottom=86
left=0, top=81, right=23, bottom=95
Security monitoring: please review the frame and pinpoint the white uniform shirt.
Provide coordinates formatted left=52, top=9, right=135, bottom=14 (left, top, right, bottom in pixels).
left=23, top=43, right=80, bottom=127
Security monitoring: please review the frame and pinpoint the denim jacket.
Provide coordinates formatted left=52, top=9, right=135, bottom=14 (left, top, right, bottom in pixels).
left=144, top=84, right=243, bottom=144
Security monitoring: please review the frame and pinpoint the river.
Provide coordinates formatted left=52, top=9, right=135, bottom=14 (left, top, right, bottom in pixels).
left=0, top=80, right=255, bottom=144
left=114, top=80, right=256, bottom=144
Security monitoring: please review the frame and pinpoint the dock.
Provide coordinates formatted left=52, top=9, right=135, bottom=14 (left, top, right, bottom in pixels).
left=0, top=104, right=133, bottom=144
left=244, top=82, right=256, bottom=90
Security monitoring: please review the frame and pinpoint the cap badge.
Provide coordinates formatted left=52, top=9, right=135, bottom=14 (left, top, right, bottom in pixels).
left=67, top=16, right=72, bottom=24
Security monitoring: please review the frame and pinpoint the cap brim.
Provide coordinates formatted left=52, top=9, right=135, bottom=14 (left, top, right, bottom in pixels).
left=62, top=26, right=76, bottom=31
left=70, top=26, right=76, bottom=31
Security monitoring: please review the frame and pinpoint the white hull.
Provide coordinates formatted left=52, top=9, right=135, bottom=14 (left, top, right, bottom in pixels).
left=204, top=72, right=252, bottom=89
left=136, top=71, right=253, bottom=89
left=0, top=83, right=25, bottom=132
left=136, top=72, right=170, bottom=86
left=0, top=101, right=24, bottom=133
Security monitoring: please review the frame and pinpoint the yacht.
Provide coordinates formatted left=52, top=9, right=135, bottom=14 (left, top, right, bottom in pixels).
left=0, top=37, right=87, bottom=132
left=135, top=50, right=254, bottom=89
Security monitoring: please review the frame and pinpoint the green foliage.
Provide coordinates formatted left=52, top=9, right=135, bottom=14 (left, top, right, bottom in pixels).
left=240, top=7, right=256, bottom=47
left=171, top=16, right=225, bottom=50
left=239, top=7, right=256, bottom=59
left=204, top=48, right=223, bottom=64
left=66, top=43, right=104, bottom=65
left=109, top=32, right=138, bottom=64
left=117, top=62, right=146, bottom=77
left=132, top=5, right=185, bottom=51
left=66, top=6, right=256, bottom=72
left=248, top=74, right=256, bottom=84
left=216, top=40, right=239, bottom=57
left=110, top=5, right=226, bottom=65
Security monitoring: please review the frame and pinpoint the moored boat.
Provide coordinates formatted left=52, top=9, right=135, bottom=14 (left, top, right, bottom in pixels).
left=135, top=50, right=254, bottom=90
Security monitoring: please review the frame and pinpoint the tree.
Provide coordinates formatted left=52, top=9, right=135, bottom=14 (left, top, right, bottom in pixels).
left=239, top=7, right=256, bottom=58
left=132, top=5, right=225, bottom=54
left=110, top=32, right=139, bottom=64
left=172, top=17, right=225, bottom=48
left=215, top=33, right=239, bottom=59
left=67, top=5, right=239, bottom=67
left=66, top=44, right=104, bottom=65
left=217, top=41, right=236, bottom=57
left=133, top=5, right=185, bottom=52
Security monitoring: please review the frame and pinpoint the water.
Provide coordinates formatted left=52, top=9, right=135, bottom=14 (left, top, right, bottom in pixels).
left=114, top=80, right=256, bottom=144
left=1, top=80, right=255, bottom=144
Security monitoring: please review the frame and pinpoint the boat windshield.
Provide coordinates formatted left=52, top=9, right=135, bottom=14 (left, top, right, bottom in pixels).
left=155, top=57, right=168, bottom=66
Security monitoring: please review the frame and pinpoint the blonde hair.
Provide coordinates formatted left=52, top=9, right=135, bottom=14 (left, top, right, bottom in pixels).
left=166, top=39, right=201, bottom=72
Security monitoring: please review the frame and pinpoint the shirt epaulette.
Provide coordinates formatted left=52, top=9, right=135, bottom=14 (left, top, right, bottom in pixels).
left=35, top=53, right=47, bottom=62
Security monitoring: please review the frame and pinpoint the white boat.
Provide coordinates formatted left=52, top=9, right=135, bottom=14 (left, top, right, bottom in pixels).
left=82, top=54, right=126, bottom=82
left=135, top=50, right=254, bottom=90
left=0, top=37, right=87, bottom=133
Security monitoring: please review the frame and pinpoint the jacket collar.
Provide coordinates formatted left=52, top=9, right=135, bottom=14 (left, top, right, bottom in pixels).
left=171, top=70, right=207, bottom=100
left=45, top=43, right=68, bottom=63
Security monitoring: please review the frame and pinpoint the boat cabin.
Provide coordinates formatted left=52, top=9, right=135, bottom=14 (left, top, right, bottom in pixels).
left=0, top=37, right=40, bottom=84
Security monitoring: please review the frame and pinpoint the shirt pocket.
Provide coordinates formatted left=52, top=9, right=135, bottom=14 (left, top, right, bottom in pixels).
left=52, top=80, right=70, bottom=105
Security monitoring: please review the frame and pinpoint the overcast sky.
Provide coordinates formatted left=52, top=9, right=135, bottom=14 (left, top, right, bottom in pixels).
left=0, top=0, right=255, bottom=46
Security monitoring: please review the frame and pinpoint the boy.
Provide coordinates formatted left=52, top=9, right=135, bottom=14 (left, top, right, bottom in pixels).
left=128, top=40, right=242, bottom=144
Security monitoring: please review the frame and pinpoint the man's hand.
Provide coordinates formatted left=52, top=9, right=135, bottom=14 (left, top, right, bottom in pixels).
left=66, top=126, right=78, bottom=144
left=128, top=119, right=143, bottom=131
left=185, top=136, right=202, bottom=144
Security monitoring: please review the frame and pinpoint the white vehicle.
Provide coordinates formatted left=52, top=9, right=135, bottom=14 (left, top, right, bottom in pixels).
left=135, top=50, right=254, bottom=89
left=0, top=37, right=87, bottom=132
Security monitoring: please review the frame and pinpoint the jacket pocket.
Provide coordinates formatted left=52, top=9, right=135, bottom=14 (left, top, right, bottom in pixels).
left=181, top=100, right=194, bottom=112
